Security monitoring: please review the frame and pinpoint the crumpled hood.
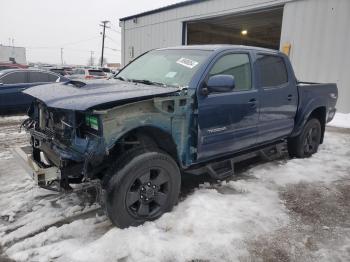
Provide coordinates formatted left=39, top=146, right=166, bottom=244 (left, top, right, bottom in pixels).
left=23, top=79, right=178, bottom=111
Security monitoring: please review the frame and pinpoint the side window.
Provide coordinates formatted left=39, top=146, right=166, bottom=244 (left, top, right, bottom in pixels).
left=47, top=73, right=59, bottom=82
left=74, top=69, right=84, bottom=74
left=209, top=53, right=252, bottom=91
left=257, top=55, right=288, bottom=87
left=1, top=72, right=27, bottom=84
left=28, top=72, right=50, bottom=83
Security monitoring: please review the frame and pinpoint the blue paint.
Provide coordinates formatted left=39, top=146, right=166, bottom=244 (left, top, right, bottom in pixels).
left=0, top=69, right=69, bottom=113
left=24, top=45, right=338, bottom=174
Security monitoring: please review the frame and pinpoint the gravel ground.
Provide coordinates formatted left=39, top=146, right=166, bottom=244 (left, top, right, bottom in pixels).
left=0, top=116, right=349, bottom=262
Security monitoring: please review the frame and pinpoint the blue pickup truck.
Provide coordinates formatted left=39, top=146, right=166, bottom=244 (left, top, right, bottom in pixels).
left=15, top=45, right=338, bottom=228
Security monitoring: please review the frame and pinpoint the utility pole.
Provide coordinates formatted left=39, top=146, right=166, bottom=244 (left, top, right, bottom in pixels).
left=60, top=48, right=64, bottom=65
left=90, top=51, right=94, bottom=66
left=100, top=20, right=110, bottom=67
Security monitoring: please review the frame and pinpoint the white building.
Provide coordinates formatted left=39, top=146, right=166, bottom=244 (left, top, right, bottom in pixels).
left=119, top=0, right=350, bottom=113
left=0, top=45, right=27, bottom=64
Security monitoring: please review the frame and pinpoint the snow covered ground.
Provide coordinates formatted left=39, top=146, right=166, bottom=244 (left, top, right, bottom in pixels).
left=328, top=113, right=350, bottom=129
left=0, top=115, right=349, bottom=262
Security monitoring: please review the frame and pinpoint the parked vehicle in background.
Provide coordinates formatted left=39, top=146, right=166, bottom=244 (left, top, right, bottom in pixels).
left=16, top=45, right=337, bottom=228
left=49, top=67, right=72, bottom=77
left=100, top=67, right=113, bottom=78
left=0, top=69, right=69, bottom=114
left=0, top=62, right=28, bottom=71
left=70, top=68, right=107, bottom=80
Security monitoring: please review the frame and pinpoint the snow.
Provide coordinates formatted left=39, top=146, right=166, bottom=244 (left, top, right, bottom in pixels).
left=328, top=112, right=350, bottom=129
left=0, top=115, right=27, bottom=124
left=0, top=117, right=349, bottom=261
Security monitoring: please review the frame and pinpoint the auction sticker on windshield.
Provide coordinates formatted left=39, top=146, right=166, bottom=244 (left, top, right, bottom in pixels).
left=176, top=58, right=199, bottom=69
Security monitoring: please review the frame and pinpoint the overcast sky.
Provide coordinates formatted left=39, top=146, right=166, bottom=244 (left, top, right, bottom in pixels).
left=0, top=0, right=180, bottom=65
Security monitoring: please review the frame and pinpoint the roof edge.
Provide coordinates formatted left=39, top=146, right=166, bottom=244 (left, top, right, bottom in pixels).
left=119, top=0, right=207, bottom=22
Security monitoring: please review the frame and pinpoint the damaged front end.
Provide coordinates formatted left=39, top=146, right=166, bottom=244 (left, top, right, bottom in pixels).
left=17, top=101, right=106, bottom=191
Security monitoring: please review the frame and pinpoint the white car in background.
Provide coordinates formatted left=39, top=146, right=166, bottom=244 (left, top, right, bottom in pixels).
left=100, top=67, right=114, bottom=78
left=70, top=68, right=107, bottom=80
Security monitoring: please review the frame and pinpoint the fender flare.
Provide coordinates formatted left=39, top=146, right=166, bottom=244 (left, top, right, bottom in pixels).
left=291, top=97, right=327, bottom=137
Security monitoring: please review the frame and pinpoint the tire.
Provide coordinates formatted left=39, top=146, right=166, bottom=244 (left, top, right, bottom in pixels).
left=104, top=148, right=181, bottom=228
left=288, top=118, right=322, bottom=158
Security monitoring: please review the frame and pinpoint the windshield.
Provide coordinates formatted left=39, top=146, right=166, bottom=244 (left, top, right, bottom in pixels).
left=116, top=49, right=211, bottom=88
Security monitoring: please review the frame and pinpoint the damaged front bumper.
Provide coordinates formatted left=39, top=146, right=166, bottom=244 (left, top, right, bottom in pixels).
left=12, top=145, right=61, bottom=187
left=12, top=145, right=102, bottom=197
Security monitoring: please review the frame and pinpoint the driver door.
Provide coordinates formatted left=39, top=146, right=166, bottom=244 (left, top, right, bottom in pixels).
left=196, top=52, right=259, bottom=161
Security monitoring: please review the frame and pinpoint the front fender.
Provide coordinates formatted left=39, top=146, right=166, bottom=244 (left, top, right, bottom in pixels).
left=99, top=96, right=193, bottom=167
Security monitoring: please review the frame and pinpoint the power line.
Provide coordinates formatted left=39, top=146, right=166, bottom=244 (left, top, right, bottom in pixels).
left=105, top=46, right=121, bottom=52
left=106, top=27, right=121, bottom=34
left=26, top=36, right=100, bottom=49
left=56, top=36, right=100, bottom=47
left=105, top=35, right=120, bottom=45
left=27, top=47, right=97, bottom=53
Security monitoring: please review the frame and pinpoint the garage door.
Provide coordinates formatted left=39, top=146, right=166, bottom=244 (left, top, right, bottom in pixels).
left=185, top=7, right=284, bottom=50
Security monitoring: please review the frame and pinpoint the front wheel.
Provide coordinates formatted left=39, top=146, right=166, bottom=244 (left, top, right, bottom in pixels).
left=105, top=148, right=181, bottom=228
left=288, top=118, right=322, bottom=158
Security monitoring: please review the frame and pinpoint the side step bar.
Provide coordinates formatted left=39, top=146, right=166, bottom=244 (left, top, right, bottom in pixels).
left=186, top=141, right=288, bottom=180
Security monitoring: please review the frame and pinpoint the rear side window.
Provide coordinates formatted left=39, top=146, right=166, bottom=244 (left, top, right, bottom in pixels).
left=47, top=73, right=60, bottom=82
left=209, top=53, right=252, bottom=91
left=1, top=72, right=27, bottom=84
left=28, top=72, right=50, bottom=83
left=73, top=69, right=85, bottom=75
left=50, top=69, right=65, bottom=75
left=257, top=55, right=288, bottom=87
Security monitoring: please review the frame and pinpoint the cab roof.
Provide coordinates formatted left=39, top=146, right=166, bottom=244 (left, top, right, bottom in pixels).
left=157, top=45, right=280, bottom=54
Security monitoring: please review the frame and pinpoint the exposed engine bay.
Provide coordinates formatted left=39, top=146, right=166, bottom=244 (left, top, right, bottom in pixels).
left=22, top=101, right=106, bottom=190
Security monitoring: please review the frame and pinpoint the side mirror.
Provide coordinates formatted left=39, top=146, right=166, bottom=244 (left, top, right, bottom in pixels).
left=204, top=75, right=235, bottom=95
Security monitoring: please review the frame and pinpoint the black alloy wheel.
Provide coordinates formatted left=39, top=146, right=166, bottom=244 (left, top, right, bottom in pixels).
left=105, top=148, right=181, bottom=228
left=126, top=167, right=170, bottom=218
left=288, top=118, right=322, bottom=158
left=303, top=125, right=320, bottom=156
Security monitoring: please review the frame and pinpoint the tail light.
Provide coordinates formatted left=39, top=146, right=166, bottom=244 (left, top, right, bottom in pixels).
left=85, top=75, right=94, bottom=79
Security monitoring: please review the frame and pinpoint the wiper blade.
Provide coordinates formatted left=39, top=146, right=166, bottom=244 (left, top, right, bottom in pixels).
left=129, top=79, right=166, bottom=86
left=114, top=76, right=128, bottom=81
left=129, top=79, right=180, bottom=88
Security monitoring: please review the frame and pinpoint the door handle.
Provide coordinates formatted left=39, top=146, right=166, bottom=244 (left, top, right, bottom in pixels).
left=248, top=98, right=257, bottom=108
left=287, top=94, right=293, bottom=101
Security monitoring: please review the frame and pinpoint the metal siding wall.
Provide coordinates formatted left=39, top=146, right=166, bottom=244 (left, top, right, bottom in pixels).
left=281, top=0, right=350, bottom=113
left=0, top=46, right=26, bottom=64
left=122, top=0, right=293, bottom=65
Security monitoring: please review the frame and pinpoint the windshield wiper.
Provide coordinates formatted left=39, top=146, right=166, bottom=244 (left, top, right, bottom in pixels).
left=130, top=79, right=180, bottom=88
left=129, top=79, right=166, bottom=87
left=114, top=76, right=128, bottom=81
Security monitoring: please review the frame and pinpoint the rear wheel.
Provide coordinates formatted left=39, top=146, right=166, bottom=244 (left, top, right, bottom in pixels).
left=288, top=118, right=322, bottom=158
left=104, top=148, right=181, bottom=228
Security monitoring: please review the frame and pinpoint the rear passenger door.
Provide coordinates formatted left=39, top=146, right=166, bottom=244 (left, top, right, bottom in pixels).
left=28, top=71, right=52, bottom=84
left=256, top=53, right=298, bottom=143
left=197, top=52, right=259, bottom=161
